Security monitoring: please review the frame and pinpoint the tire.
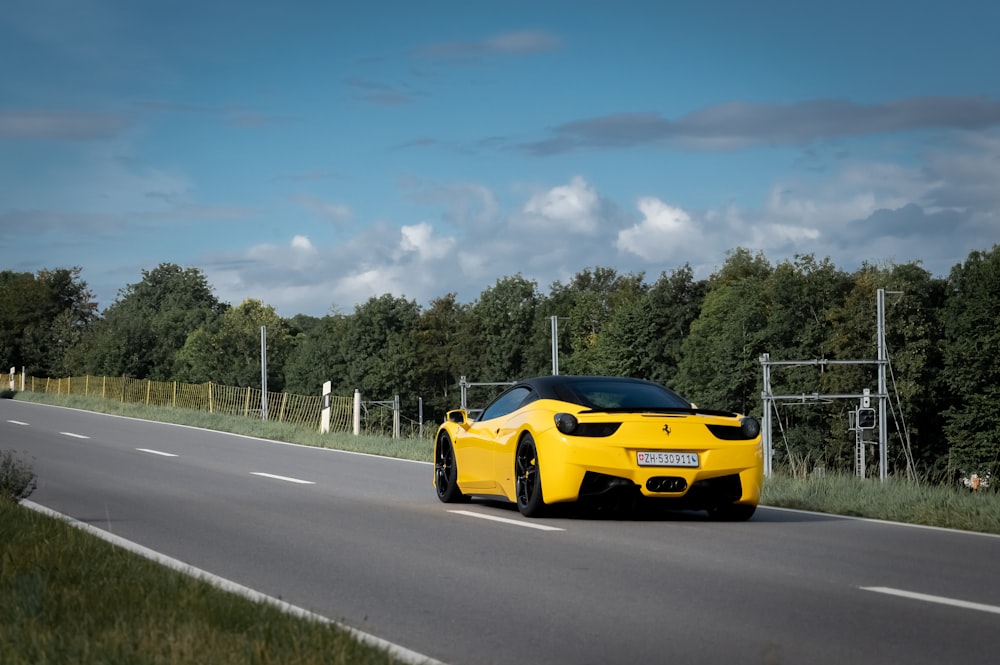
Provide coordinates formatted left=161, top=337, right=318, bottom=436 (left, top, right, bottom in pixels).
left=435, top=433, right=465, bottom=503
left=708, top=503, right=756, bottom=521
left=515, top=433, right=546, bottom=517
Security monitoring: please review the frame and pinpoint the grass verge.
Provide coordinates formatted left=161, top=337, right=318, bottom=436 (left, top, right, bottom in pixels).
left=0, top=499, right=418, bottom=665
left=761, top=472, right=1000, bottom=534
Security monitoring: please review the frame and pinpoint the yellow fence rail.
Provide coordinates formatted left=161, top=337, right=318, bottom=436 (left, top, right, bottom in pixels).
left=16, top=374, right=354, bottom=434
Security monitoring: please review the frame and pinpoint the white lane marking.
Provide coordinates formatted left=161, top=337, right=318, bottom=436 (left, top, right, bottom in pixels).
left=862, top=586, right=1000, bottom=615
left=251, top=472, right=315, bottom=485
left=60, top=432, right=90, bottom=439
left=7, top=420, right=29, bottom=425
left=449, top=509, right=565, bottom=532
left=137, top=448, right=178, bottom=457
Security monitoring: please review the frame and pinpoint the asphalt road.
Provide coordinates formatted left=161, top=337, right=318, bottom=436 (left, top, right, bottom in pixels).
left=4, top=399, right=1000, bottom=665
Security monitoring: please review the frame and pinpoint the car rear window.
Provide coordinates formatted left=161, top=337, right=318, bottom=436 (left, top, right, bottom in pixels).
left=556, top=379, right=690, bottom=410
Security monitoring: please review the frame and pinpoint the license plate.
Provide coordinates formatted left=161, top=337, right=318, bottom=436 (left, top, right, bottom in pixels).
left=636, top=451, right=699, bottom=467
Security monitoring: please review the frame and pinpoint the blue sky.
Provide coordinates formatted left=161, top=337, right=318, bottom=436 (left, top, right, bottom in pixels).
left=3, top=0, right=999, bottom=317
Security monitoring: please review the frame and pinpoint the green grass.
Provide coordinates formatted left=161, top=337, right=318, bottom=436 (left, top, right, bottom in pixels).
left=761, top=472, right=1000, bottom=535
left=0, top=500, right=412, bottom=665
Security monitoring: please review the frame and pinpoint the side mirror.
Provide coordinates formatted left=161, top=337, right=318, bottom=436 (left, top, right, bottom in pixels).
left=447, top=409, right=470, bottom=425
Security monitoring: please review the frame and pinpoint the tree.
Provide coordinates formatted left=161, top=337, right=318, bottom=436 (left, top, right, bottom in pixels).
left=758, top=255, right=853, bottom=471
left=283, top=313, right=349, bottom=396
left=0, top=267, right=97, bottom=377
left=466, top=275, right=543, bottom=383
left=174, top=299, right=291, bottom=391
left=338, top=294, right=422, bottom=411
left=598, top=265, right=707, bottom=385
left=942, top=246, right=1000, bottom=481
left=878, top=263, right=949, bottom=479
left=548, top=267, right=647, bottom=375
left=414, top=293, right=469, bottom=421
left=822, top=261, right=950, bottom=477
left=83, top=264, right=226, bottom=380
left=676, top=249, right=772, bottom=413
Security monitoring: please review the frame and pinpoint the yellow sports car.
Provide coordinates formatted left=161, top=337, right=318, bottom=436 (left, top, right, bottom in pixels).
left=434, top=375, right=763, bottom=520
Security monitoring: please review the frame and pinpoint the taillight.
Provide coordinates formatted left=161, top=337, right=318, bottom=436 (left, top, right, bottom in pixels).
left=554, top=413, right=621, bottom=437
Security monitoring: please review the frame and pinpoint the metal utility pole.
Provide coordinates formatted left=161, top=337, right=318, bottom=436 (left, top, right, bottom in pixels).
left=760, top=289, right=896, bottom=480
left=260, top=326, right=268, bottom=421
left=550, top=315, right=560, bottom=376
left=875, top=289, right=902, bottom=482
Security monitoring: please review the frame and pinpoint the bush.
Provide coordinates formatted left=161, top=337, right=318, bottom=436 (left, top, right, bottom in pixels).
left=0, top=389, right=16, bottom=399
left=0, top=450, right=37, bottom=502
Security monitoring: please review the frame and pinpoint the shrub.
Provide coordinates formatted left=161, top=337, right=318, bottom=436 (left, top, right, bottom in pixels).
left=0, top=450, right=37, bottom=502
left=0, top=389, right=16, bottom=399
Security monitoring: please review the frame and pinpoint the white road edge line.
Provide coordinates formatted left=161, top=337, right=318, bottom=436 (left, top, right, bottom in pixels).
left=136, top=448, right=178, bottom=457
left=862, top=586, right=1000, bottom=615
left=449, top=509, right=565, bottom=532
left=251, top=472, right=315, bottom=485
left=60, top=432, right=89, bottom=439
left=762, top=506, right=1000, bottom=540
left=7, top=420, right=29, bottom=425
left=20, top=500, right=445, bottom=665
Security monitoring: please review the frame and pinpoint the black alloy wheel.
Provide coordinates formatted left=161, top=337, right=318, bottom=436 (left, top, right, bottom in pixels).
left=435, top=433, right=464, bottom=503
left=515, top=433, right=546, bottom=517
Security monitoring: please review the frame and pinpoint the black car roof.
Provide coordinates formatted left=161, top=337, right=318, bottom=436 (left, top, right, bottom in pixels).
left=515, top=375, right=671, bottom=401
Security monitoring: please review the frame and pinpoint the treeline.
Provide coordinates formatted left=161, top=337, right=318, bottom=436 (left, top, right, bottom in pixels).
left=2, top=246, right=998, bottom=482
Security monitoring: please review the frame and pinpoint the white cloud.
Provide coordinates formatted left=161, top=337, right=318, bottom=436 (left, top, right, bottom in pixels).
left=399, top=221, right=455, bottom=261
left=521, top=175, right=600, bottom=234
left=616, top=197, right=700, bottom=262
left=336, top=268, right=402, bottom=301
left=291, top=235, right=315, bottom=252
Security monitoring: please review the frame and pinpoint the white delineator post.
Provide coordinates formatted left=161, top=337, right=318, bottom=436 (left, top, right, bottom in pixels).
left=320, top=381, right=332, bottom=434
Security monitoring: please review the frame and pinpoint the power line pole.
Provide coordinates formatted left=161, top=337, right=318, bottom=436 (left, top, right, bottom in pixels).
left=260, top=325, right=268, bottom=421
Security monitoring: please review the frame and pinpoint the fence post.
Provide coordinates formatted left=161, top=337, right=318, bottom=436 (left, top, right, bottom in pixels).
left=353, top=390, right=361, bottom=436
left=208, top=382, right=214, bottom=413
left=173, top=381, right=177, bottom=407
left=146, top=379, right=152, bottom=405
left=393, top=394, right=400, bottom=439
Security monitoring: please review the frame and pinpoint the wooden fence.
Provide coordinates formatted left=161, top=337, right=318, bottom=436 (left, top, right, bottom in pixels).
left=16, top=374, right=353, bottom=433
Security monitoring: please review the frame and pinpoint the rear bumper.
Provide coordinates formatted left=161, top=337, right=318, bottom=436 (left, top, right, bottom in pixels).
left=539, top=438, right=763, bottom=506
